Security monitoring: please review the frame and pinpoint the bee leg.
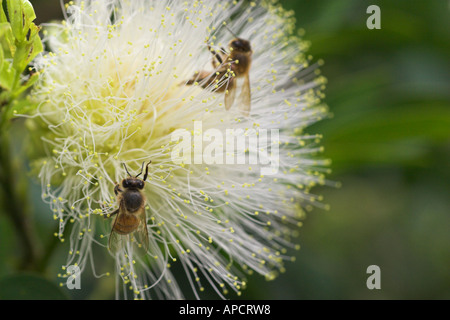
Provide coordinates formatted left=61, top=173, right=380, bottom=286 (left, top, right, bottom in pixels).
left=185, top=76, right=197, bottom=86
left=104, top=208, right=119, bottom=219
left=114, top=183, right=123, bottom=196
left=208, top=44, right=225, bottom=68
left=185, top=70, right=212, bottom=87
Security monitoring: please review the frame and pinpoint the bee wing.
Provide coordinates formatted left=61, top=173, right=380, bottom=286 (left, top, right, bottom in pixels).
left=186, top=70, right=225, bottom=92
left=108, top=211, right=148, bottom=256
left=108, top=206, right=128, bottom=255
left=108, top=230, right=128, bottom=256
left=238, top=73, right=251, bottom=116
left=132, top=208, right=149, bottom=256
left=186, top=70, right=212, bottom=85
left=224, top=76, right=236, bottom=110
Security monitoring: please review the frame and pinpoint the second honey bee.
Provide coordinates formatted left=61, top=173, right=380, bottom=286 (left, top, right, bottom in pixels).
left=186, top=34, right=253, bottom=116
left=105, top=160, right=151, bottom=255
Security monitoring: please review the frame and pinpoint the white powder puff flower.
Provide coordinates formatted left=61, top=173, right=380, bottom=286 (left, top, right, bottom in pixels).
left=26, top=0, right=330, bottom=299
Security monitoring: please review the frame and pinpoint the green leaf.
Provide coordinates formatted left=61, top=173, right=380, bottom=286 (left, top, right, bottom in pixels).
left=0, top=16, right=15, bottom=57
left=5, top=0, right=39, bottom=42
left=11, top=38, right=42, bottom=73
left=28, top=28, right=43, bottom=63
left=0, top=60, right=14, bottom=91
left=12, top=71, right=39, bottom=98
left=0, top=36, right=3, bottom=69
left=21, top=0, right=36, bottom=33
left=6, top=0, right=25, bottom=42
left=12, top=43, right=29, bottom=71
left=0, top=21, right=9, bottom=36
left=3, top=1, right=42, bottom=64
left=0, top=0, right=8, bottom=23
left=0, top=0, right=42, bottom=101
left=0, top=274, right=69, bottom=300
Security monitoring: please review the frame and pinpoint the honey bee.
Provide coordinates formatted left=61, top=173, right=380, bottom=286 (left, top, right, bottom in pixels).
left=186, top=29, right=252, bottom=116
left=105, top=161, right=152, bottom=255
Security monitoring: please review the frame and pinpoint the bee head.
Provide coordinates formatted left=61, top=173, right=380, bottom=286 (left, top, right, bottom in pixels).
left=230, top=38, right=251, bottom=52
left=122, top=178, right=145, bottom=190
left=121, top=161, right=151, bottom=189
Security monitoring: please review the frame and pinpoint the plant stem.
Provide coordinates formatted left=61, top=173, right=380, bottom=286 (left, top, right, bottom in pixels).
left=0, top=109, right=40, bottom=270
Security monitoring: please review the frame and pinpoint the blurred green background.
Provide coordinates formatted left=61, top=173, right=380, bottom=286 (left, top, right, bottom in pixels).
left=0, top=0, right=449, bottom=299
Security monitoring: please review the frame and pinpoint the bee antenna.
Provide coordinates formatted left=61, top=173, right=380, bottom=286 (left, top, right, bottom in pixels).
left=135, top=161, right=145, bottom=178
left=122, top=163, right=132, bottom=177
left=223, top=24, right=238, bottom=38
left=143, top=160, right=152, bottom=181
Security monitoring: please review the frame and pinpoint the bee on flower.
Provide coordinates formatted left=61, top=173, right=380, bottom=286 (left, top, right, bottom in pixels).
left=26, top=0, right=330, bottom=299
